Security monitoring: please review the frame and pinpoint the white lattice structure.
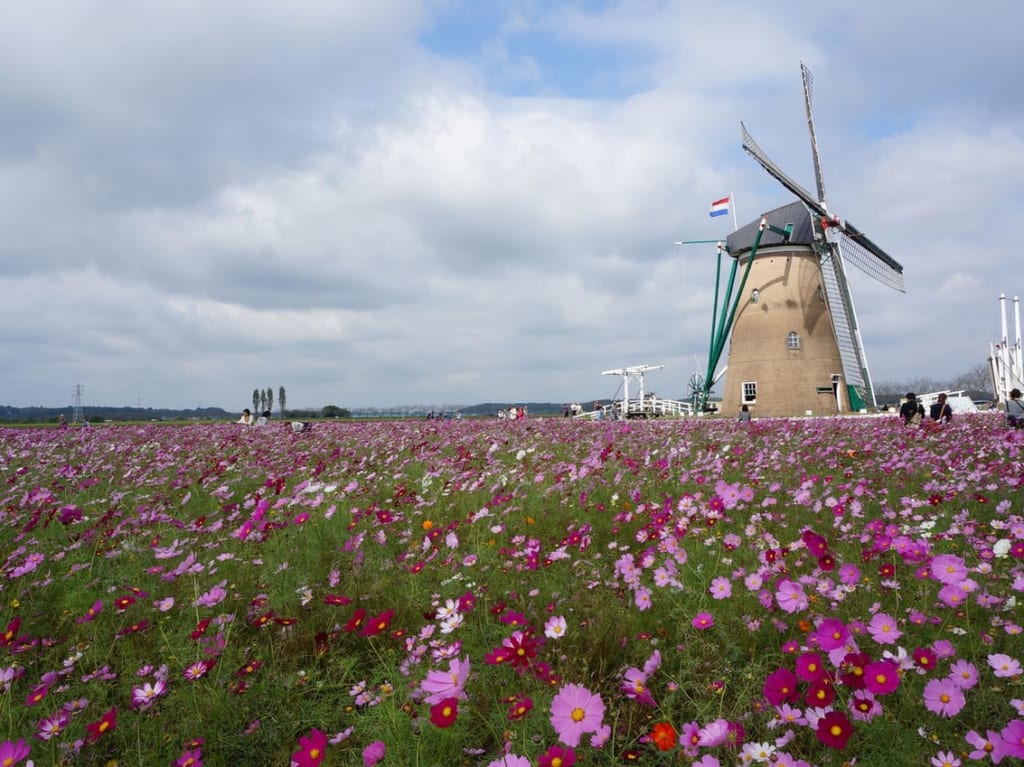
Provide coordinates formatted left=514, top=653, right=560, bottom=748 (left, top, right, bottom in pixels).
left=989, top=294, right=1024, bottom=404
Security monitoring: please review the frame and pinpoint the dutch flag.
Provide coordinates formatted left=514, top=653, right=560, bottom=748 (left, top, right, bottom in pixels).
left=709, top=196, right=731, bottom=218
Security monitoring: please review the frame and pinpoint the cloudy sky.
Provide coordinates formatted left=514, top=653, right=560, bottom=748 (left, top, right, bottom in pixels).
left=2, top=1, right=1022, bottom=411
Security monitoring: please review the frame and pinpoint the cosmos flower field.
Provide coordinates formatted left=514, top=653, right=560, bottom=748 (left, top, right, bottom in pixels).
left=1, top=415, right=1022, bottom=767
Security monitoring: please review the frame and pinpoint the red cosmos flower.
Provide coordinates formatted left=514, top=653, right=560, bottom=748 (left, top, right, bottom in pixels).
left=506, top=694, right=534, bottom=720
left=360, top=609, right=394, bottom=637
left=25, top=683, right=49, bottom=707
left=650, top=721, right=678, bottom=751
left=539, top=744, right=577, bottom=767
left=236, top=659, right=262, bottom=676
left=913, top=647, right=937, bottom=672
left=878, top=562, right=896, bottom=579
left=116, top=620, right=150, bottom=637
left=190, top=618, right=212, bottom=640
left=429, top=697, right=459, bottom=728
left=816, top=710, right=853, bottom=749
left=762, top=667, right=800, bottom=706
left=251, top=611, right=275, bottom=629
left=1, top=616, right=21, bottom=646
left=85, top=706, right=118, bottom=743
left=503, top=630, right=540, bottom=669
left=801, top=529, right=830, bottom=557
left=805, top=678, right=835, bottom=707
left=839, top=651, right=870, bottom=690
left=323, top=594, right=352, bottom=606
left=114, top=595, right=136, bottom=611
left=343, top=607, right=366, bottom=633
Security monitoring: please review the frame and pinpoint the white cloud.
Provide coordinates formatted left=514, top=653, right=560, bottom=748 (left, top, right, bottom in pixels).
left=2, top=0, right=1022, bottom=409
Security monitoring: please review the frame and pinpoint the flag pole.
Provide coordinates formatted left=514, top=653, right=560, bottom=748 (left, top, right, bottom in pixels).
left=731, top=190, right=738, bottom=231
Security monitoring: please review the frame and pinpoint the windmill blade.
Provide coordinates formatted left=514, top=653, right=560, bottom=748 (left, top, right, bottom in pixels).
left=801, top=61, right=827, bottom=207
left=741, top=122, right=826, bottom=218
left=835, top=230, right=909, bottom=290
left=834, top=227, right=905, bottom=292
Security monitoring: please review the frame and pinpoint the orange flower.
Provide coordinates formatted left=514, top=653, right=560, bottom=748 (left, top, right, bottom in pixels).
left=650, top=721, right=677, bottom=751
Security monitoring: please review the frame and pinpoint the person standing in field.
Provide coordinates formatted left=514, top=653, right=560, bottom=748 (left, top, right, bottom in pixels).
left=899, top=393, right=924, bottom=426
left=1006, top=388, right=1024, bottom=428
left=929, top=393, right=953, bottom=424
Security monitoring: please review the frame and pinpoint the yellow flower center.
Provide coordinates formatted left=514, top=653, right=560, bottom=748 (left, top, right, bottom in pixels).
left=830, top=725, right=843, bottom=737
left=310, top=748, right=320, bottom=759
left=571, top=707, right=585, bottom=723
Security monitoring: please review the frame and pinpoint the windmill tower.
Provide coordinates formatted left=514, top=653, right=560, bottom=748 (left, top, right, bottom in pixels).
left=716, top=63, right=905, bottom=417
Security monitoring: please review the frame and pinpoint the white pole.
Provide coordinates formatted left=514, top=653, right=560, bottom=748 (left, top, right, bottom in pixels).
left=1015, top=296, right=1023, bottom=385
left=731, top=190, right=739, bottom=231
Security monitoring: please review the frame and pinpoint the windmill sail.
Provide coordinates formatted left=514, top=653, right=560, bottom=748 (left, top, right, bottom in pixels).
left=741, top=122, right=905, bottom=293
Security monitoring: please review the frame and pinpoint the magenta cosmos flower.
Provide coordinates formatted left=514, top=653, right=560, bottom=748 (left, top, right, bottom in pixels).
left=692, top=612, right=715, bottom=630
left=292, top=728, right=327, bottom=767
left=0, top=739, right=30, bottom=767
left=550, top=683, right=606, bottom=747
left=362, top=740, right=386, bottom=767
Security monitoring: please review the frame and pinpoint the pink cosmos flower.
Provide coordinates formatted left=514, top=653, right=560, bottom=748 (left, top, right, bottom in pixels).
left=947, top=659, right=979, bottom=689
left=988, top=653, right=1022, bottom=678
left=487, top=756, right=530, bottom=767
left=419, top=656, right=470, bottom=704
left=922, top=677, right=966, bottom=718
left=550, top=683, right=606, bottom=747
left=709, top=576, right=732, bottom=599
left=999, top=720, right=1024, bottom=760
left=362, top=740, right=385, bottom=767
left=775, top=581, right=808, bottom=613
left=621, top=667, right=656, bottom=706
left=930, top=553, right=967, bottom=585
left=544, top=615, right=567, bottom=640
left=866, top=612, right=902, bottom=645
left=931, top=750, right=961, bottom=767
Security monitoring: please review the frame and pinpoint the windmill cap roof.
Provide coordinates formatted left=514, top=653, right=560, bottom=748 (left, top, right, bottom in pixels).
left=725, top=200, right=816, bottom=256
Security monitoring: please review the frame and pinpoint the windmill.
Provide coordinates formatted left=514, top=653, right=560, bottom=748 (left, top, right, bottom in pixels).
left=708, top=62, right=905, bottom=417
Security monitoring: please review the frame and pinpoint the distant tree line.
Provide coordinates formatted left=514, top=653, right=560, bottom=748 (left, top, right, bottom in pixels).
left=0, top=406, right=231, bottom=423
left=874, top=361, right=995, bottom=405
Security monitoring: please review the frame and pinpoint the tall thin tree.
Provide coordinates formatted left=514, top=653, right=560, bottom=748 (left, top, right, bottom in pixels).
left=266, top=387, right=273, bottom=415
left=278, top=386, right=287, bottom=419
left=252, top=389, right=259, bottom=415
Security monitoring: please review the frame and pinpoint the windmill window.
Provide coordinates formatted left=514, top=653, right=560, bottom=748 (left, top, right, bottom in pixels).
left=786, top=331, right=801, bottom=350
left=750, top=289, right=759, bottom=303
left=817, top=285, right=825, bottom=302
left=742, top=381, right=757, bottom=403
